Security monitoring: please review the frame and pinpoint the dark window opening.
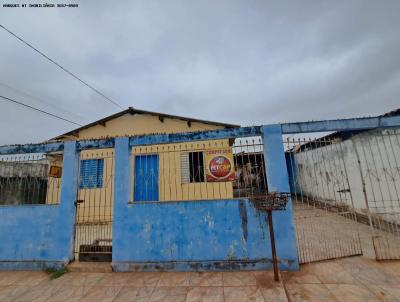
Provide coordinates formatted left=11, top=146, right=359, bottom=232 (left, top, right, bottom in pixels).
left=233, top=152, right=268, bottom=197
left=189, top=151, right=205, bottom=183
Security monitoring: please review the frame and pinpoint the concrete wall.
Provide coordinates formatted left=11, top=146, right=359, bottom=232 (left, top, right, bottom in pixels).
left=112, top=199, right=297, bottom=271
left=290, top=128, right=400, bottom=223
left=0, top=142, right=78, bottom=270
left=1, top=117, right=399, bottom=271
left=0, top=205, right=72, bottom=270
left=0, top=125, right=300, bottom=272
left=113, top=135, right=299, bottom=272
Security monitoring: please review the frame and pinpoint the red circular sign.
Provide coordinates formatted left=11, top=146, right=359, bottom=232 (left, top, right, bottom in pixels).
left=209, top=156, right=232, bottom=178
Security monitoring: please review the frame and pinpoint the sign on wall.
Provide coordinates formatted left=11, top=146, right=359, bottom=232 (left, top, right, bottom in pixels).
left=205, top=149, right=235, bottom=182
left=49, top=165, right=62, bottom=178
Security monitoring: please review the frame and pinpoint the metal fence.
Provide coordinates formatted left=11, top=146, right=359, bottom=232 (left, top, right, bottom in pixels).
left=72, top=138, right=267, bottom=261
left=0, top=153, right=62, bottom=205
left=232, top=137, right=268, bottom=198
left=74, top=149, right=114, bottom=262
left=286, top=127, right=400, bottom=262
left=130, top=137, right=267, bottom=202
left=285, top=137, right=363, bottom=264
left=350, top=129, right=400, bottom=260
left=1, top=119, right=399, bottom=267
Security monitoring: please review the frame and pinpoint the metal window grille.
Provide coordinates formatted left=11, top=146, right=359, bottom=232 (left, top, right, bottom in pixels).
left=233, top=137, right=268, bottom=198
left=180, top=151, right=206, bottom=183
left=189, top=151, right=205, bottom=182
left=79, top=159, right=104, bottom=189
left=131, top=137, right=267, bottom=202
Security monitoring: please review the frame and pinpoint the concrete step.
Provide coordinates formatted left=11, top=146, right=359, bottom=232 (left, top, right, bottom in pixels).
left=67, top=261, right=112, bottom=273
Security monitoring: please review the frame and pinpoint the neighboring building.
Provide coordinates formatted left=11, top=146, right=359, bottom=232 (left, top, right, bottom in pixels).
left=0, top=161, right=48, bottom=205
left=0, top=155, right=62, bottom=206
left=286, top=108, right=400, bottom=224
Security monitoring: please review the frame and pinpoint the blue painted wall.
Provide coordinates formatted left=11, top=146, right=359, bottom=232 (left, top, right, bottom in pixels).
left=112, top=199, right=298, bottom=271
left=0, top=142, right=79, bottom=270
left=2, top=117, right=400, bottom=271
left=113, top=137, right=298, bottom=272
left=0, top=206, right=71, bottom=270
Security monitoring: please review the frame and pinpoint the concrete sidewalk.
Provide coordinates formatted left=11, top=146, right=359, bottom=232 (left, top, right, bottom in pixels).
left=0, top=256, right=399, bottom=301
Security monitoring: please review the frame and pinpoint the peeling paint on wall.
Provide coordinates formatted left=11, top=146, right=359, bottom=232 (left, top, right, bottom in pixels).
left=112, top=199, right=298, bottom=272
left=0, top=142, right=78, bottom=270
left=238, top=200, right=248, bottom=242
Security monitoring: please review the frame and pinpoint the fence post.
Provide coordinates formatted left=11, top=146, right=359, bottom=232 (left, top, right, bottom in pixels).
left=112, top=137, right=132, bottom=268
left=58, top=141, right=79, bottom=262
left=262, top=125, right=299, bottom=270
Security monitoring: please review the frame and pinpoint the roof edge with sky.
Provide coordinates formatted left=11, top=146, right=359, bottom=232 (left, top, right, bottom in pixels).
left=51, top=107, right=240, bottom=140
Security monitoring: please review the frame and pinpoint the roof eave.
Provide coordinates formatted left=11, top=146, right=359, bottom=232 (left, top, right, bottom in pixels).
left=49, top=107, right=240, bottom=141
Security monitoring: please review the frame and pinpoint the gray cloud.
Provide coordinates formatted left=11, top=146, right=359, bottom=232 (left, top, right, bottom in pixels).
left=0, top=0, right=399, bottom=144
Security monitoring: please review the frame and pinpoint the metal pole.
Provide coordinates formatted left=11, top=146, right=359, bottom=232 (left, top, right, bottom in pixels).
left=267, top=210, right=279, bottom=281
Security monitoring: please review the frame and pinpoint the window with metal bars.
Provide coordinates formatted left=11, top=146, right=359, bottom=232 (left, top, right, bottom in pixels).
left=79, top=159, right=104, bottom=189
left=181, top=151, right=205, bottom=183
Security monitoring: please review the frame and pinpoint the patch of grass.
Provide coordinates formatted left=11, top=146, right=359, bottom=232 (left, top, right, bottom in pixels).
left=45, top=267, right=68, bottom=279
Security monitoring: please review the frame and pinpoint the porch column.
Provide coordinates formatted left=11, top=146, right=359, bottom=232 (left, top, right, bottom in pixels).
left=58, top=141, right=80, bottom=262
left=112, top=137, right=132, bottom=266
left=262, top=125, right=299, bottom=270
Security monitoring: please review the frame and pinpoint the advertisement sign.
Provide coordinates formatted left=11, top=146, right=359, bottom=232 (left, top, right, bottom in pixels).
left=205, top=148, right=235, bottom=182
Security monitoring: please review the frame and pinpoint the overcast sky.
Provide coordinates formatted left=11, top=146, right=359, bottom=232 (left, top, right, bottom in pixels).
left=0, top=0, right=399, bottom=145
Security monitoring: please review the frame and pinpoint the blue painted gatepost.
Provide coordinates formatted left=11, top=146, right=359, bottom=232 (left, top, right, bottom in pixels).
left=0, top=115, right=400, bottom=271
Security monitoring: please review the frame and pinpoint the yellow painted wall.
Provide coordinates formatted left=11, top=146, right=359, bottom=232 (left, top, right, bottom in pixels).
left=132, top=140, right=233, bottom=202
left=53, top=113, right=234, bottom=222
left=76, top=149, right=114, bottom=224
left=73, top=140, right=234, bottom=223
left=44, top=150, right=115, bottom=223
left=64, top=113, right=225, bottom=140
left=45, top=157, right=62, bottom=205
